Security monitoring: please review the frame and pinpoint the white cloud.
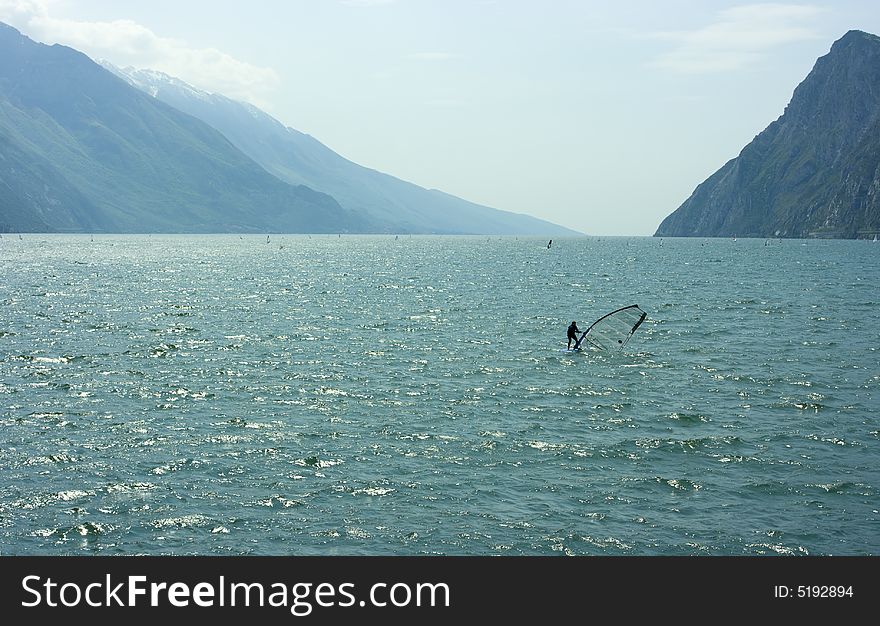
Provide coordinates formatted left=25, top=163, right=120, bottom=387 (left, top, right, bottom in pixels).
left=0, top=0, right=279, bottom=106
left=650, top=3, right=825, bottom=73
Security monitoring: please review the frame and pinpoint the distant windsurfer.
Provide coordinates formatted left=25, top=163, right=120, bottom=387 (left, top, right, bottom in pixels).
left=547, top=239, right=552, bottom=249
left=567, top=321, right=582, bottom=350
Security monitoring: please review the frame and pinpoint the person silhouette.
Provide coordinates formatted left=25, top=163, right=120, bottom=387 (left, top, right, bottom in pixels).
left=567, top=321, right=581, bottom=350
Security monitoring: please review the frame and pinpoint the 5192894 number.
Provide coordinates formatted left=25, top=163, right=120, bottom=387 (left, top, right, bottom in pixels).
left=798, top=585, right=853, bottom=598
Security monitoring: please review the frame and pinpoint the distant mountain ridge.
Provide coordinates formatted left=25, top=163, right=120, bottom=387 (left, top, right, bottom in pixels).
left=655, top=30, right=880, bottom=239
left=0, top=22, right=366, bottom=233
left=0, top=21, right=574, bottom=235
left=103, top=63, right=578, bottom=236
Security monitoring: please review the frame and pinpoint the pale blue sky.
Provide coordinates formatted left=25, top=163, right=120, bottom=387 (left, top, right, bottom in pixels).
left=2, top=1, right=878, bottom=234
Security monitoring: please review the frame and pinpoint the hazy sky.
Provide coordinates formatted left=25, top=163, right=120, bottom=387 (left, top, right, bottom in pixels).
left=2, top=1, right=878, bottom=235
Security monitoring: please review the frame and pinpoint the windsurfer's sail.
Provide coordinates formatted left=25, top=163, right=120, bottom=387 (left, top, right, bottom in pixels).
left=575, top=304, right=646, bottom=351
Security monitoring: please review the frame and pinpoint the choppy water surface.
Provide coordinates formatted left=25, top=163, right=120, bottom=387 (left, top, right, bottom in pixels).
left=0, top=235, right=877, bottom=555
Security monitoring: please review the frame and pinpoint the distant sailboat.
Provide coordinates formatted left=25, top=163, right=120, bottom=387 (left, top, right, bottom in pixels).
left=874, top=234, right=878, bottom=242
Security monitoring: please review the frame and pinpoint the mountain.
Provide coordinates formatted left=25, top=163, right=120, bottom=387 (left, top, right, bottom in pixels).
left=103, top=64, right=578, bottom=235
left=655, top=30, right=880, bottom=239
left=0, top=23, right=369, bottom=233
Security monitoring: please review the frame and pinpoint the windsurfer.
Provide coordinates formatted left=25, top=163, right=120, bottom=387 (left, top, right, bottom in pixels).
left=567, top=321, right=581, bottom=350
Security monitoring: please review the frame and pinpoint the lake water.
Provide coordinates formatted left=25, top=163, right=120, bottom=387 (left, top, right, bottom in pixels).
left=0, top=234, right=877, bottom=555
